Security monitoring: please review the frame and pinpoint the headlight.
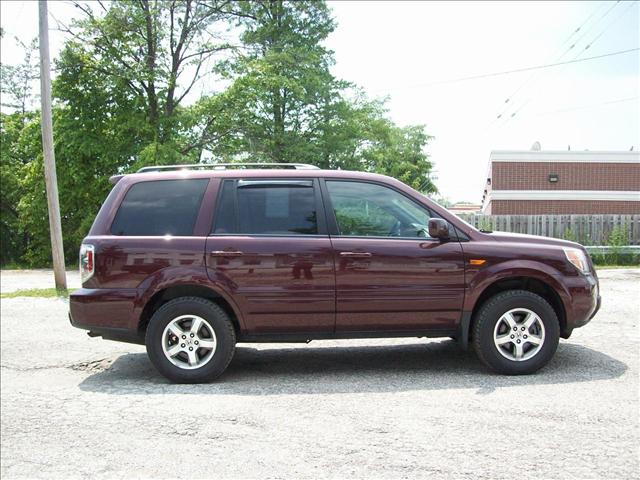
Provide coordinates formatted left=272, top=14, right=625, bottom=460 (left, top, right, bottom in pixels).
left=563, top=247, right=590, bottom=274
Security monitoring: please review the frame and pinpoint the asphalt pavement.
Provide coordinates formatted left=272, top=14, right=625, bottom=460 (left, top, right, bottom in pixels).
left=0, top=268, right=638, bottom=479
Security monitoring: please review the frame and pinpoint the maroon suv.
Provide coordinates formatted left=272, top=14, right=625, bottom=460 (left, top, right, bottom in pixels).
left=70, top=164, right=600, bottom=383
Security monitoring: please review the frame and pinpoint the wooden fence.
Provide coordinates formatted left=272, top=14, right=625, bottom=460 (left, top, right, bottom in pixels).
left=455, top=214, right=640, bottom=246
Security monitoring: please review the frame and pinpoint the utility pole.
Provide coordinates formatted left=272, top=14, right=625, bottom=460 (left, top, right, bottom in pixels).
left=38, top=0, right=67, bottom=290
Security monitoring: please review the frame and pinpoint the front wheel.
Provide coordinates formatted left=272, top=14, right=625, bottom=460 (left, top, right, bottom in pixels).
left=472, top=290, right=559, bottom=375
left=145, top=297, right=236, bottom=383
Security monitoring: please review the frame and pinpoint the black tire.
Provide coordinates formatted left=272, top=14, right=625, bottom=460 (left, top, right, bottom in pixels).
left=145, top=297, right=236, bottom=383
left=472, top=290, right=559, bottom=375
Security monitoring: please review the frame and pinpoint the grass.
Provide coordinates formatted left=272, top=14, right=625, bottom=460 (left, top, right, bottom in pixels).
left=1, top=288, right=69, bottom=299
left=1, top=265, right=77, bottom=271
left=595, top=265, right=639, bottom=270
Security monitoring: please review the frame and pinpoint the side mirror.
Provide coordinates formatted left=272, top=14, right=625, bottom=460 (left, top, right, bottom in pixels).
left=428, top=218, right=450, bottom=240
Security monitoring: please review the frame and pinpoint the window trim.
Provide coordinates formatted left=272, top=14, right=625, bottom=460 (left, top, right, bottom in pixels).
left=109, top=178, right=209, bottom=237
left=213, top=178, right=240, bottom=234
left=319, top=178, right=461, bottom=242
left=237, top=179, right=314, bottom=188
left=210, top=177, right=328, bottom=237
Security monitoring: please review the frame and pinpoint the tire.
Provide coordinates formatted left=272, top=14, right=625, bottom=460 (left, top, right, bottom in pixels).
left=472, top=290, right=559, bottom=375
left=145, top=297, right=236, bottom=383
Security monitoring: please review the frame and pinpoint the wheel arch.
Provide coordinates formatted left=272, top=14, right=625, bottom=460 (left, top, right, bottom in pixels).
left=461, top=275, right=568, bottom=349
left=137, top=284, right=242, bottom=337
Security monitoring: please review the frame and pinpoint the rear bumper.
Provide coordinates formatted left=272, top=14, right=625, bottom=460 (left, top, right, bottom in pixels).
left=69, top=310, right=144, bottom=344
left=69, top=288, right=142, bottom=344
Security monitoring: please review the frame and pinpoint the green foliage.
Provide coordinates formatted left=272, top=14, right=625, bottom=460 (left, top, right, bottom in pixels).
left=0, top=288, right=68, bottom=299
left=0, top=36, right=39, bottom=114
left=214, top=0, right=339, bottom=163
left=594, top=264, right=639, bottom=270
left=606, top=224, right=630, bottom=265
left=1, top=35, right=42, bottom=266
left=1, top=0, right=437, bottom=267
left=0, top=112, right=34, bottom=264
left=562, top=228, right=576, bottom=242
left=561, top=227, right=593, bottom=245
left=477, top=216, right=493, bottom=232
left=205, top=0, right=436, bottom=192
left=334, top=200, right=397, bottom=236
left=589, top=251, right=639, bottom=267
left=607, top=224, right=629, bottom=248
left=55, top=0, right=238, bottom=164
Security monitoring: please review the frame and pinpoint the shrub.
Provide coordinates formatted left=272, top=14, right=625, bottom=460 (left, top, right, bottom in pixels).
left=607, top=224, right=630, bottom=265
left=589, top=251, right=639, bottom=266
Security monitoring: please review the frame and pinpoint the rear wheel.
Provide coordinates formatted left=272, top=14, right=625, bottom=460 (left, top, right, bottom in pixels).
left=145, top=297, right=236, bottom=383
left=472, top=290, right=559, bottom=375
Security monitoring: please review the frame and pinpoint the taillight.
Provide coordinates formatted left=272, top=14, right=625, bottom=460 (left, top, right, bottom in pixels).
left=80, top=244, right=95, bottom=283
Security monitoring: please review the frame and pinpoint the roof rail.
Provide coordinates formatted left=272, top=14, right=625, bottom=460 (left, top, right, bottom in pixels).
left=136, top=163, right=320, bottom=173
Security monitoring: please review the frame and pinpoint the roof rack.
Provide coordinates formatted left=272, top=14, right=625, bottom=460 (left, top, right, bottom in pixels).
left=137, top=163, right=320, bottom=173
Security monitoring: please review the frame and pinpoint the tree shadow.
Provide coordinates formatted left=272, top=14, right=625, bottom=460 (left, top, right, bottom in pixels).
left=78, top=340, right=628, bottom=396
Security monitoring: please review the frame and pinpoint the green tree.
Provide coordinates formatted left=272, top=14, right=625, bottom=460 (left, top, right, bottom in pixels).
left=211, top=0, right=339, bottom=162
left=0, top=33, right=41, bottom=265
left=0, top=35, right=39, bottom=116
left=8, top=0, right=242, bottom=265
left=1, top=0, right=438, bottom=267
left=206, top=0, right=436, bottom=192
left=56, top=0, right=238, bottom=165
left=0, top=112, right=36, bottom=265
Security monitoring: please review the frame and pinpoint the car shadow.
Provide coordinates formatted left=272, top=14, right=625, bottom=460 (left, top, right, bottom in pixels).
left=77, top=340, right=627, bottom=396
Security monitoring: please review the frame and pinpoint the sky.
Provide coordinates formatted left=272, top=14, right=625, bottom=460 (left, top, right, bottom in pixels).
left=1, top=0, right=639, bottom=203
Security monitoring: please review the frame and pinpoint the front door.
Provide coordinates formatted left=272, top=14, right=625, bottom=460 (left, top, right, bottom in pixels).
left=205, top=178, right=335, bottom=334
left=322, top=179, right=465, bottom=334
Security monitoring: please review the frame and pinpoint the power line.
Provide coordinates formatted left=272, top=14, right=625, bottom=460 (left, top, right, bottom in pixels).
left=561, top=1, right=621, bottom=58
left=581, top=0, right=637, bottom=51
left=388, top=47, right=639, bottom=91
left=502, top=1, right=638, bottom=123
left=533, top=96, right=639, bottom=116
left=495, top=1, right=618, bottom=120
left=562, top=2, right=608, bottom=43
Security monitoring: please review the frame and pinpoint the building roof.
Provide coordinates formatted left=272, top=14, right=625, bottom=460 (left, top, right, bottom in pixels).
left=489, top=150, right=639, bottom=163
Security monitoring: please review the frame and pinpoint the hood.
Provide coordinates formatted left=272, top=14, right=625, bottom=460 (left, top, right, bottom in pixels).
left=486, top=231, right=581, bottom=249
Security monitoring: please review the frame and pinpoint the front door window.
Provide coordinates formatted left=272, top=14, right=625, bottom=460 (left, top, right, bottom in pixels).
left=325, top=180, right=435, bottom=238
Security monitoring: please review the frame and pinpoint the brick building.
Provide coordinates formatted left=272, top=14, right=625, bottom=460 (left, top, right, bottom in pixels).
left=481, top=149, right=640, bottom=214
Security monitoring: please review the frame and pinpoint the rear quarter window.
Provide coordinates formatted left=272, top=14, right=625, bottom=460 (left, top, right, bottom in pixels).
left=110, top=179, right=208, bottom=236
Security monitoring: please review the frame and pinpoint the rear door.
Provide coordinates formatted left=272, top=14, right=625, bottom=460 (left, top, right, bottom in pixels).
left=322, top=179, right=465, bottom=334
left=205, top=178, right=336, bottom=335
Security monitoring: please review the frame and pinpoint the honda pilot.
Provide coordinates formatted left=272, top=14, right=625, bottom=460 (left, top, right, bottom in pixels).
left=70, top=164, right=600, bottom=383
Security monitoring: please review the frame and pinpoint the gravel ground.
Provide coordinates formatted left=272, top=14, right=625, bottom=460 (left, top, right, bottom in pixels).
left=1, top=269, right=638, bottom=479
left=0, top=269, right=81, bottom=293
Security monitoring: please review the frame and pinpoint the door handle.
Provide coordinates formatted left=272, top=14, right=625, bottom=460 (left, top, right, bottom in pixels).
left=210, top=250, right=244, bottom=257
left=339, top=251, right=372, bottom=258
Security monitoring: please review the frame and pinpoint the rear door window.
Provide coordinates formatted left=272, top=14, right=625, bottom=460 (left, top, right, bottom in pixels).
left=111, top=179, right=208, bottom=236
left=213, top=179, right=319, bottom=235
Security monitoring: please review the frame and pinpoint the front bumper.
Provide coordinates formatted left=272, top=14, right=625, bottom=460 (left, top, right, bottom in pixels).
left=590, top=294, right=602, bottom=320
left=562, top=273, right=600, bottom=336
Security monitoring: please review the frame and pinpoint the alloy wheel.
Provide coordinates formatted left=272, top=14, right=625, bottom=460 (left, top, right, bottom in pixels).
left=161, top=315, right=217, bottom=369
left=493, top=308, right=546, bottom=362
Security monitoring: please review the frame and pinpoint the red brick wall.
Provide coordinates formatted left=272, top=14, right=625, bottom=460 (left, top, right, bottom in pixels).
left=492, top=162, right=640, bottom=191
left=490, top=200, right=640, bottom=215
